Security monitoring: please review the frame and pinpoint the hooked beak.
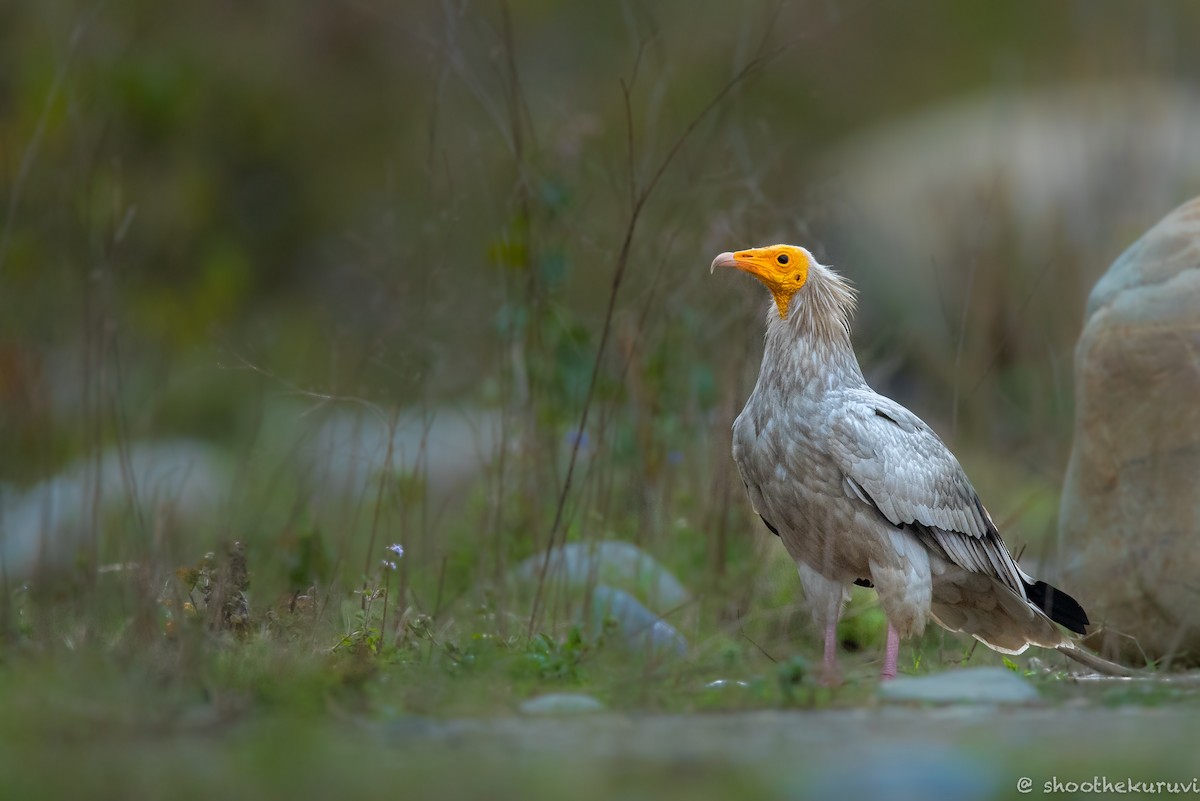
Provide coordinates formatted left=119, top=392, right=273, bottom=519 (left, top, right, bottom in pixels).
left=710, top=251, right=739, bottom=274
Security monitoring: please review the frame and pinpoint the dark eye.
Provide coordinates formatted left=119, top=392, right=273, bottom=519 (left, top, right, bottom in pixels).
left=777, top=253, right=789, bottom=265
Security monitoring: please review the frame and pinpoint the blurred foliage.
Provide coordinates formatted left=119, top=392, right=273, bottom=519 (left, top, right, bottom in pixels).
left=2, top=0, right=1197, bottom=462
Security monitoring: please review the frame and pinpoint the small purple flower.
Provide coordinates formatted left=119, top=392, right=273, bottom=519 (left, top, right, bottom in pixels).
left=380, top=559, right=397, bottom=571
left=387, top=544, right=405, bottom=558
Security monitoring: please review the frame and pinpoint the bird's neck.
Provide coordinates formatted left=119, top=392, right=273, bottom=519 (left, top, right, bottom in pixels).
left=761, top=265, right=866, bottom=393
left=762, top=317, right=865, bottom=392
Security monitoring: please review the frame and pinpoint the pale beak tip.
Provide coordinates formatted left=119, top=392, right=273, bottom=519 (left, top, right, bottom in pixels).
left=710, top=251, right=736, bottom=274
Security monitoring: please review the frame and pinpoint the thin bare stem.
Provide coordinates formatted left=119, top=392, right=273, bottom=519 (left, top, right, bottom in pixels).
left=362, top=408, right=399, bottom=610
left=526, top=50, right=776, bottom=637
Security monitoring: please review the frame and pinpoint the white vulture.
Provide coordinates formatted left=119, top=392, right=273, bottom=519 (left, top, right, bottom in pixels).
left=713, top=244, right=1110, bottom=682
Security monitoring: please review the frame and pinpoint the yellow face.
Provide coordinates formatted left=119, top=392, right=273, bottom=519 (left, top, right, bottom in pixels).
left=710, top=244, right=810, bottom=319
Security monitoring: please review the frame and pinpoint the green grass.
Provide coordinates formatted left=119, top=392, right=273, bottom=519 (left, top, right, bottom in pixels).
left=5, top=530, right=1200, bottom=801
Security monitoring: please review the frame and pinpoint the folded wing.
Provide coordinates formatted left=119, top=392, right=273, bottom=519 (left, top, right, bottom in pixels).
left=827, top=391, right=1026, bottom=596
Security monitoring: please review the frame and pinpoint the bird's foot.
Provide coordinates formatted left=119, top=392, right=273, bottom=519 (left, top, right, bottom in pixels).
left=879, top=622, right=900, bottom=681
left=819, top=621, right=844, bottom=686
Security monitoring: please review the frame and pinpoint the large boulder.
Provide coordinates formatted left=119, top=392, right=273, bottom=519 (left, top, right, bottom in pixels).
left=1060, top=197, right=1200, bottom=666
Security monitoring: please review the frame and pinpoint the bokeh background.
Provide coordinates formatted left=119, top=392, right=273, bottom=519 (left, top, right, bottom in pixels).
left=3, top=0, right=1200, bottom=717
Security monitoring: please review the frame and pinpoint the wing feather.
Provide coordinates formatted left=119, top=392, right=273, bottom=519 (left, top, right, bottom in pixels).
left=828, top=391, right=1025, bottom=595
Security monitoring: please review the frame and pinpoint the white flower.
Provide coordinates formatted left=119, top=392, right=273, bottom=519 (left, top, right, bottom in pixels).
left=386, top=544, right=405, bottom=558
left=380, top=559, right=397, bottom=571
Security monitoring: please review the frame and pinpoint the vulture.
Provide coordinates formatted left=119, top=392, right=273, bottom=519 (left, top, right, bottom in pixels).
left=713, top=244, right=1114, bottom=682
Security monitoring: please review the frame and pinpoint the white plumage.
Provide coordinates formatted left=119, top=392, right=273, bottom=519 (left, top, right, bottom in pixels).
left=713, top=244, right=1097, bottom=681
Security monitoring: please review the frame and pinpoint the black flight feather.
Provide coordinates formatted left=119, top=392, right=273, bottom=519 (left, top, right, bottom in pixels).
left=1024, top=580, right=1090, bottom=635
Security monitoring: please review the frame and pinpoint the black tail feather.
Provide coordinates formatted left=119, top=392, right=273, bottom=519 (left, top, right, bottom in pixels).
left=1025, top=580, right=1090, bottom=635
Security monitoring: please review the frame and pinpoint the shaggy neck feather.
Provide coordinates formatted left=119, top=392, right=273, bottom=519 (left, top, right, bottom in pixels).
left=761, top=261, right=865, bottom=391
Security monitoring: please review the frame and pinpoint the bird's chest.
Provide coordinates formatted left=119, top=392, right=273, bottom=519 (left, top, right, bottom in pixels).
left=734, top=397, right=842, bottom=524
left=733, top=393, right=875, bottom=577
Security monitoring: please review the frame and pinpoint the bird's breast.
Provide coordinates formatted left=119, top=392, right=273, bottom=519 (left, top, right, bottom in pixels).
left=735, top=391, right=883, bottom=581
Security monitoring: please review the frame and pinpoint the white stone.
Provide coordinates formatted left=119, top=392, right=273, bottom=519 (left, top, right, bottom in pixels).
left=879, top=667, right=1039, bottom=704
left=518, top=693, right=605, bottom=716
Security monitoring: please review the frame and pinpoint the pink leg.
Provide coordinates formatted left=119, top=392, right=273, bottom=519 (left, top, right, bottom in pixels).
left=880, top=623, right=900, bottom=680
left=821, top=621, right=841, bottom=686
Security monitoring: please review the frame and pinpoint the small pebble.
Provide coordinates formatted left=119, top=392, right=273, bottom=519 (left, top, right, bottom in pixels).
left=519, top=693, right=606, bottom=716
left=879, top=667, right=1039, bottom=704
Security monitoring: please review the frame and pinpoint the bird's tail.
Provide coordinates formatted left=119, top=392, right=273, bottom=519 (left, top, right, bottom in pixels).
left=1027, top=580, right=1134, bottom=676
left=1024, top=579, right=1089, bottom=635
left=1055, top=643, right=1137, bottom=678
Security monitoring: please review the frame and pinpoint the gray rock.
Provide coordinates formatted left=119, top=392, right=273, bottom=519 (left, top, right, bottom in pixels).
left=271, top=402, right=504, bottom=505
left=878, top=667, right=1039, bottom=704
left=591, top=585, right=688, bottom=657
left=505, top=541, right=690, bottom=655
left=0, top=439, right=226, bottom=578
left=1060, top=196, right=1200, bottom=666
left=518, top=693, right=605, bottom=716
left=513, top=541, right=690, bottom=612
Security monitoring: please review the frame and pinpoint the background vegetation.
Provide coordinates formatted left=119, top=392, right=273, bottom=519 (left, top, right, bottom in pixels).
left=3, top=1, right=1200, bottom=798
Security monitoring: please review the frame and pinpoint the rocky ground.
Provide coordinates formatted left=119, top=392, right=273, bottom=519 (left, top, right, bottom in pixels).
left=371, top=670, right=1200, bottom=801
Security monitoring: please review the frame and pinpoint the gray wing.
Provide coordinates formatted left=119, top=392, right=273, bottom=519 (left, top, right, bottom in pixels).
left=731, top=407, right=771, bottom=523
left=827, top=392, right=1026, bottom=595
